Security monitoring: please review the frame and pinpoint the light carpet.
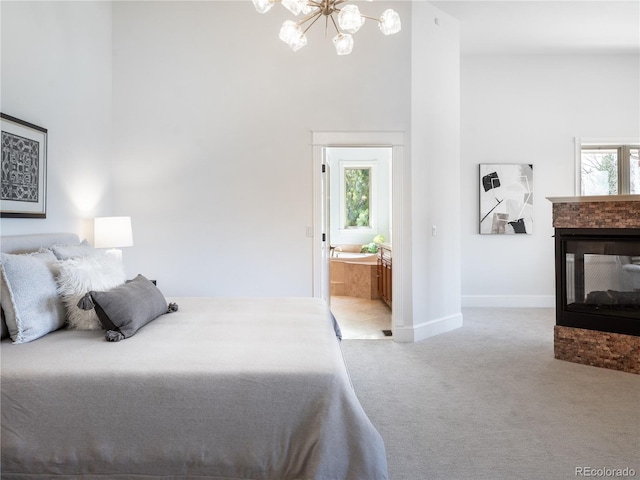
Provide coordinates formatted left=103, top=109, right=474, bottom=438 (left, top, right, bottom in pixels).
left=340, top=308, right=640, bottom=480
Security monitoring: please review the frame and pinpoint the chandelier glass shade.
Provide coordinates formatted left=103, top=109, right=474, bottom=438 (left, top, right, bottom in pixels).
left=253, top=0, right=401, bottom=55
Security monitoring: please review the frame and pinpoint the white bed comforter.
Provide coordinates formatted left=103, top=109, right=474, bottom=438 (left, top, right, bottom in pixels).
left=0, top=297, right=387, bottom=480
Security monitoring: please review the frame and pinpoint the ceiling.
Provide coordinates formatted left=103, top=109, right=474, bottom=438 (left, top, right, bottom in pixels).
left=430, top=1, right=640, bottom=55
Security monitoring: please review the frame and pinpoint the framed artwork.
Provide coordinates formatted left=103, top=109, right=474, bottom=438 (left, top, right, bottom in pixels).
left=479, top=163, right=533, bottom=234
left=1, top=113, right=47, bottom=218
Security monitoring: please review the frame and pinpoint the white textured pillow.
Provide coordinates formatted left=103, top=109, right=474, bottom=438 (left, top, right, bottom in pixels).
left=0, top=251, right=66, bottom=343
left=50, top=240, right=98, bottom=261
left=56, top=254, right=126, bottom=330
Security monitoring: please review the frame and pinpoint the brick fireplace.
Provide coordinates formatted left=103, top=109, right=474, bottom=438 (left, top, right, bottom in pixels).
left=549, top=196, right=640, bottom=374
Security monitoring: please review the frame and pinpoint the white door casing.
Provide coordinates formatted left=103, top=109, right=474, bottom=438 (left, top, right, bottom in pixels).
left=311, top=131, right=404, bottom=336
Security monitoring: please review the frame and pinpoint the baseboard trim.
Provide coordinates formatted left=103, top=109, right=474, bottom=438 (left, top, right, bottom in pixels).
left=462, top=295, right=555, bottom=308
left=394, top=312, right=463, bottom=343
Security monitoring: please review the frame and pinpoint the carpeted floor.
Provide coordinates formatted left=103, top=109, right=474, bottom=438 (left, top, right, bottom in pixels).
left=340, top=308, right=640, bottom=480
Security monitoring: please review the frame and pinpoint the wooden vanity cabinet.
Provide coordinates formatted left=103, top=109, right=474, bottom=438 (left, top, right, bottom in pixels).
left=377, top=244, right=392, bottom=308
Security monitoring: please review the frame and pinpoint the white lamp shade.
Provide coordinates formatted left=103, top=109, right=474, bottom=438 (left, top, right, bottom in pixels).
left=94, top=217, right=134, bottom=249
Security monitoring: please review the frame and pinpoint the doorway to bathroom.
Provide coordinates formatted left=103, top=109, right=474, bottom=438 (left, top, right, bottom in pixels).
left=326, top=146, right=392, bottom=339
left=311, top=131, right=404, bottom=341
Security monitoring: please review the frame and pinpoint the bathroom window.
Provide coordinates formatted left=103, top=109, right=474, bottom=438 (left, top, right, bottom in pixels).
left=339, top=162, right=377, bottom=233
left=579, top=143, right=640, bottom=195
left=344, top=167, right=371, bottom=228
left=326, top=146, right=391, bottom=247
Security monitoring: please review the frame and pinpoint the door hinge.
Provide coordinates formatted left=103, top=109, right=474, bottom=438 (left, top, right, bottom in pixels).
left=322, top=164, right=326, bottom=173
left=322, top=233, right=326, bottom=242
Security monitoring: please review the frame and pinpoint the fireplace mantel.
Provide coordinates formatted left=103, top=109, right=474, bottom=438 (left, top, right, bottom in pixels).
left=548, top=196, right=640, bottom=230
left=547, top=195, right=640, bottom=203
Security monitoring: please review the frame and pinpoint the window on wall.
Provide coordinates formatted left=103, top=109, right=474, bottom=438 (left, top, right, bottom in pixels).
left=344, top=167, right=371, bottom=228
left=339, top=161, right=377, bottom=233
left=580, top=144, right=640, bottom=196
left=631, top=147, right=640, bottom=194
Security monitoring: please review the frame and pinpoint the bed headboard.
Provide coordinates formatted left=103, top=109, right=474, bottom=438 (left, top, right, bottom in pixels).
left=1, top=233, right=81, bottom=254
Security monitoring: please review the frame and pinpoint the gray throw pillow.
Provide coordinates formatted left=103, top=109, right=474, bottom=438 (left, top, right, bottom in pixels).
left=80, top=274, right=176, bottom=341
left=0, top=250, right=66, bottom=343
left=50, top=240, right=98, bottom=260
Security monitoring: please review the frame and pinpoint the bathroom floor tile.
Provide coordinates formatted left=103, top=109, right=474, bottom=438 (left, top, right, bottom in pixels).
left=330, top=296, right=392, bottom=340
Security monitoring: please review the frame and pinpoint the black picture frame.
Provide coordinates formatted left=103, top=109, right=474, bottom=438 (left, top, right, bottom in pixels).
left=1, top=113, right=48, bottom=218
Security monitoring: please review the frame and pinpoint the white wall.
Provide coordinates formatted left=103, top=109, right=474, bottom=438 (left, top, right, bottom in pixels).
left=0, top=1, right=113, bottom=239
left=398, top=1, right=462, bottom=342
left=460, top=54, right=640, bottom=307
left=110, top=1, right=411, bottom=296
left=2, top=2, right=636, bottom=335
left=1, top=1, right=464, bottom=343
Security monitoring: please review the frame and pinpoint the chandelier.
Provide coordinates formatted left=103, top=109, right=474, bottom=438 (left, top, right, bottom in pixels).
left=252, top=0, right=401, bottom=55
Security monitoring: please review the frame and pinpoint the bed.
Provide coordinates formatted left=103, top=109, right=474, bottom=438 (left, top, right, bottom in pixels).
left=0, top=233, right=388, bottom=480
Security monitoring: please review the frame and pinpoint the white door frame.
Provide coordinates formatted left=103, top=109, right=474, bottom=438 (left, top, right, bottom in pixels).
left=311, top=131, right=405, bottom=336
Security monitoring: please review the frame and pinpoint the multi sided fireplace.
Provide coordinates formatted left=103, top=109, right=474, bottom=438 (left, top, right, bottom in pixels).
left=549, top=196, right=640, bottom=374
left=555, top=228, right=640, bottom=337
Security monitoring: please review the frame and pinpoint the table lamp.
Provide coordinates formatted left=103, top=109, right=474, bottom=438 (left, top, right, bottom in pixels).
left=94, top=216, right=133, bottom=262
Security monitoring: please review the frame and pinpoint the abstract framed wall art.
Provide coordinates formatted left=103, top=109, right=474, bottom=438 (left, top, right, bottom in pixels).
left=479, top=163, right=533, bottom=234
left=1, top=113, right=47, bottom=218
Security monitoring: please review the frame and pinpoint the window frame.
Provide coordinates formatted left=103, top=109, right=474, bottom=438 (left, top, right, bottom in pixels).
left=575, top=138, right=640, bottom=196
left=338, top=160, right=378, bottom=235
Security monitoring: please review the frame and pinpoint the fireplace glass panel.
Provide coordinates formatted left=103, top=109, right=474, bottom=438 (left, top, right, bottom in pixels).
left=565, top=243, right=640, bottom=318
left=556, top=228, right=640, bottom=336
left=565, top=253, right=575, bottom=304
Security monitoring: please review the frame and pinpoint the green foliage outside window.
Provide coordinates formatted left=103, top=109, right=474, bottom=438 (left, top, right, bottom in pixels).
left=345, top=168, right=370, bottom=228
left=631, top=149, right=639, bottom=194
left=581, top=151, right=618, bottom=195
